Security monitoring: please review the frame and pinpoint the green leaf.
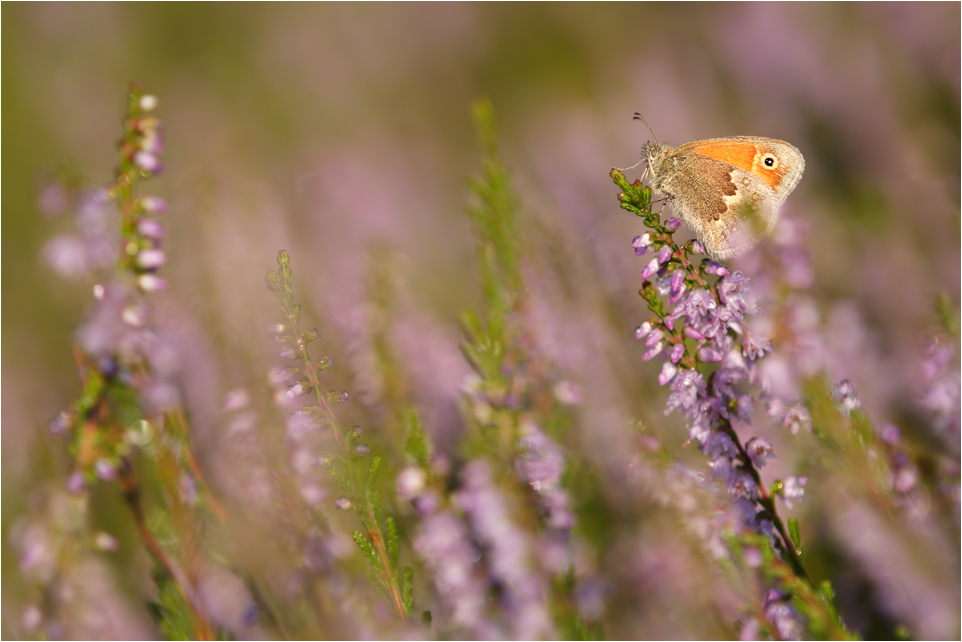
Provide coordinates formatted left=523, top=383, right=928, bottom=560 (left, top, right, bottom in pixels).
left=401, top=406, right=430, bottom=466
left=386, top=516, right=399, bottom=567
left=401, top=566, right=414, bottom=616
left=326, top=461, right=353, bottom=496
left=788, top=517, right=802, bottom=551
left=818, top=580, right=836, bottom=607
left=369, top=455, right=382, bottom=482
left=352, top=530, right=380, bottom=569
left=370, top=489, right=383, bottom=535
left=153, top=574, right=195, bottom=640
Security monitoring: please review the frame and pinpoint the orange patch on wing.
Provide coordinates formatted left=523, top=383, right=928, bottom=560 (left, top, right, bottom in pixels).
left=690, top=141, right=784, bottom=191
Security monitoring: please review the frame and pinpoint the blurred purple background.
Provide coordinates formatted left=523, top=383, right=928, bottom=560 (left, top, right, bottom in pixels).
left=2, top=3, right=959, bottom=638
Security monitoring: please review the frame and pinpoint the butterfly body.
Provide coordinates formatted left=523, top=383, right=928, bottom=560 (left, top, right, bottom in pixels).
left=643, top=136, right=805, bottom=260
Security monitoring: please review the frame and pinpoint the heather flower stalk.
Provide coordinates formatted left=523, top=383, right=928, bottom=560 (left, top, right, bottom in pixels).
left=395, top=101, right=589, bottom=639
left=39, top=83, right=222, bottom=638
left=265, top=250, right=413, bottom=623
left=612, top=169, right=850, bottom=638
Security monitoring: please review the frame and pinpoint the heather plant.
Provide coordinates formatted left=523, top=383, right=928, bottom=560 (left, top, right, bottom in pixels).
left=11, top=84, right=960, bottom=641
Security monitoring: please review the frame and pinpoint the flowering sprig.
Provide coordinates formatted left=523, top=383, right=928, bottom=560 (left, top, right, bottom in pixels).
left=40, top=83, right=223, bottom=639
left=265, top=250, right=413, bottom=623
left=612, top=169, right=853, bottom=638
left=614, top=170, right=801, bottom=552
left=397, top=101, right=589, bottom=639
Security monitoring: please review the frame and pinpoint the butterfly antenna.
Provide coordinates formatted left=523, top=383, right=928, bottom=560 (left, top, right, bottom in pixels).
left=633, top=112, right=659, bottom=144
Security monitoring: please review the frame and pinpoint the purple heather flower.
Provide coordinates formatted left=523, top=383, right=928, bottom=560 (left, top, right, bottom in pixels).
left=179, top=473, right=199, bottom=505
left=121, top=303, right=149, bottom=328
left=741, top=330, right=771, bottom=361
left=135, top=248, right=166, bottom=269
left=727, top=467, right=759, bottom=500
left=287, top=381, right=310, bottom=398
left=76, top=283, right=130, bottom=357
left=832, top=379, right=861, bottom=417
left=698, top=414, right=736, bottom=454
left=644, top=329, right=664, bottom=347
left=414, top=489, right=441, bottom=518
left=141, top=135, right=163, bottom=157
left=698, top=347, right=724, bottom=362
left=222, top=388, right=250, bottom=413
left=396, top=467, right=427, bottom=501
left=679, top=289, right=717, bottom=326
left=763, top=589, right=804, bottom=640
left=552, top=380, right=582, bottom=405
left=517, top=421, right=574, bottom=530
left=66, top=470, right=86, bottom=493
left=727, top=395, right=756, bottom=424
left=669, top=282, right=687, bottom=305
left=669, top=268, right=686, bottom=295
left=654, top=272, right=674, bottom=297
left=48, top=412, right=71, bottom=435
left=458, top=461, right=555, bottom=639
left=635, top=321, right=653, bottom=340
left=746, top=438, right=775, bottom=468
left=140, top=196, right=168, bottom=214
left=136, top=219, right=165, bottom=239
left=702, top=260, right=730, bottom=276
left=717, top=272, right=756, bottom=318
left=665, top=368, right=707, bottom=416
left=656, top=245, right=673, bottom=265
left=414, top=511, right=493, bottom=637
left=665, top=217, right=682, bottom=231
left=268, top=366, right=297, bottom=385
left=94, top=458, right=117, bottom=481
left=684, top=325, right=706, bottom=341
left=134, top=151, right=162, bottom=173
left=632, top=233, right=652, bottom=249
left=669, top=343, right=685, bottom=364
left=781, top=403, right=811, bottom=434
left=711, top=367, right=744, bottom=400
left=780, top=476, right=807, bottom=509
left=285, top=409, right=319, bottom=441
left=642, top=341, right=664, bottom=361
left=879, top=423, right=901, bottom=445
left=42, top=235, right=88, bottom=278
left=640, top=257, right=660, bottom=279
left=137, top=273, right=167, bottom=291
left=891, top=463, right=918, bottom=495
left=918, top=338, right=961, bottom=444
left=659, top=362, right=678, bottom=386
left=690, top=240, right=705, bottom=255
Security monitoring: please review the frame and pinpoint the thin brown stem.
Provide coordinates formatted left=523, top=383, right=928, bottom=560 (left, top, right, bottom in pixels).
left=367, top=507, right=407, bottom=622
left=720, top=419, right=809, bottom=582
left=118, top=458, right=215, bottom=639
left=167, top=408, right=227, bottom=521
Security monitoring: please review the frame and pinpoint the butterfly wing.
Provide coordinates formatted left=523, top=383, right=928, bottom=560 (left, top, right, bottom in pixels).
left=659, top=152, right=780, bottom=260
left=675, top=136, right=805, bottom=201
